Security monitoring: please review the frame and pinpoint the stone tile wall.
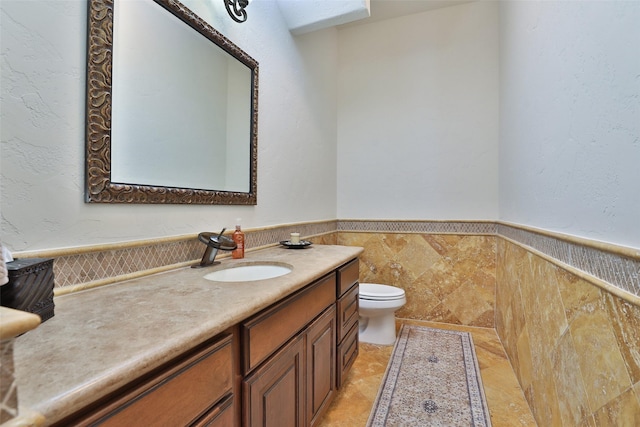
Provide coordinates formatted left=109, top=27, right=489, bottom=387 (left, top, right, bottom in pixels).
left=496, top=239, right=640, bottom=425
left=8, top=219, right=640, bottom=424
left=338, top=232, right=496, bottom=328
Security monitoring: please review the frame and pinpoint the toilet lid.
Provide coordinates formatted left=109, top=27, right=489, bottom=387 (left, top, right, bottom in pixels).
left=359, top=283, right=405, bottom=300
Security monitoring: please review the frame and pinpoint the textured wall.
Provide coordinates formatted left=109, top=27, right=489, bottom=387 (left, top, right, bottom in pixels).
left=496, top=239, right=640, bottom=425
left=499, top=0, right=640, bottom=249
left=336, top=1, right=499, bottom=220
left=0, top=0, right=338, bottom=252
left=338, top=232, right=496, bottom=328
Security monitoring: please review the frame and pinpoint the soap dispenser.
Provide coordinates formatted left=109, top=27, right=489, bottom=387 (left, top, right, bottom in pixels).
left=232, top=219, right=245, bottom=259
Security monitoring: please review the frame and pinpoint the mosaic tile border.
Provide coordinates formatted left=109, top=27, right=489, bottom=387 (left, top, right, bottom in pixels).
left=11, top=219, right=639, bottom=303
left=338, top=220, right=497, bottom=234
left=338, top=220, right=639, bottom=304
left=246, top=220, right=338, bottom=249
left=497, top=223, right=640, bottom=302
left=52, top=239, right=203, bottom=290
left=13, top=221, right=338, bottom=292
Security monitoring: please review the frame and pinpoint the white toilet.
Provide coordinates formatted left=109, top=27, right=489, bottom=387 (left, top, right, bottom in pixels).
left=358, top=283, right=407, bottom=345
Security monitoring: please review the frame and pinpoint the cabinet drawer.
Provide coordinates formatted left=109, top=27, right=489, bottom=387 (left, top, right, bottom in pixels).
left=337, top=259, right=359, bottom=297
left=242, top=273, right=336, bottom=373
left=80, top=334, right=234, bottom=427
left=336, top=283, right=359, bottom=342
left=192, top=394, right=234, bottom=427
left=337, top=322, right=359, bottom=388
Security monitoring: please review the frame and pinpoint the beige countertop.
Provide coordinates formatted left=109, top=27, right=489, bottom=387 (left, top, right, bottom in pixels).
left=12, top=244, right=363, bottom=425
left=0, top=307, right=41, bottom=340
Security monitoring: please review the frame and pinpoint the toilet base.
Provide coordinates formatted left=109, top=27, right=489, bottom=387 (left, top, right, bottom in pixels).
left=359, top=313, right=397, bottom=345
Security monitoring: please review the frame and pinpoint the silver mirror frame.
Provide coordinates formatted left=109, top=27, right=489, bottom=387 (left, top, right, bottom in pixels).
left=85, top=0, right=258, bottom=204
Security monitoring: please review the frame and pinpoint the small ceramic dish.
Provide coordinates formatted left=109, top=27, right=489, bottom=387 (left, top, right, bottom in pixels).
left=279, top=240, right=312, bottom=249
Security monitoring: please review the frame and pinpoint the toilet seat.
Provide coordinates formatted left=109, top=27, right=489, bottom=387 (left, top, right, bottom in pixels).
left=359, top=283, right=405, bottom=301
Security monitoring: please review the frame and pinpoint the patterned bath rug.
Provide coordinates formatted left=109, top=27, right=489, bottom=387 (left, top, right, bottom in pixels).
left=367, top=325, right=492, bottom=426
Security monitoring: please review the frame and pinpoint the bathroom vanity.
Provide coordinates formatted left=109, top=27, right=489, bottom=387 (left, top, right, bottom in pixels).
left=12, top=245, right=362, bottom=427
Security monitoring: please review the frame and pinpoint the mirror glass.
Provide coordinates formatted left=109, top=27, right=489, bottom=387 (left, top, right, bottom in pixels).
left=86, top=0, right=258, bottom=204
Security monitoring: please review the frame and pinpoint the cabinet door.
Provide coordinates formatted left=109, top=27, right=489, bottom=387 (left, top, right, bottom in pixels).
left=243, top=335, right=305, bottom=427
left=306, top=305, right=336, bottom=427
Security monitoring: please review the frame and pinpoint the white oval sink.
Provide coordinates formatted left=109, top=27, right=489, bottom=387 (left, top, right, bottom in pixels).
left=203, top=264, right=292, bottom=282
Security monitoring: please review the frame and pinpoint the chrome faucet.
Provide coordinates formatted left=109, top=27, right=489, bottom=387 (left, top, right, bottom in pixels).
left=192, top=228, right=237, bottom=268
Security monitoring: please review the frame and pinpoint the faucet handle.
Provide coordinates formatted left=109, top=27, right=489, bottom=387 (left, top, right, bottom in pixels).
left=212, top=235, right=237, bottom=251
left=198, top=231, right=237, bottom=251
left=193, top=230, right=238, bottom=268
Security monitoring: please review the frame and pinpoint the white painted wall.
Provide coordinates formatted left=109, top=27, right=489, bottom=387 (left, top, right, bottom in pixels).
left=0, top=0, right=338, bottom=251
left=499, top=0, right=640, bottom=249
left=336, top=1, right=499, bottom=220
left=3, top=0, right=637, bottom=253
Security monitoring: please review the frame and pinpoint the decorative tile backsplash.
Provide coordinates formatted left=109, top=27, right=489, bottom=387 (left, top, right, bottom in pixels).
left=339, top=221, right=638, bottom=305
left=53, top=239, right=203, bottom=290
left=11, top=219, right=639, bottom=305
left=498, top=223, right=640, bottom=300
left=44, top=220, right=338, bottom=291
left=338, top=220, right=496, bottom=235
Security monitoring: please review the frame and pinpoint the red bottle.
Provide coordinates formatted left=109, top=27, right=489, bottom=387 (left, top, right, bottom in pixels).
left=232, top=220, right=244, bottom=259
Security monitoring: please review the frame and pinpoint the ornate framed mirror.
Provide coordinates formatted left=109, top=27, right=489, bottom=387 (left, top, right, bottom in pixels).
left=85, top=0, right=258, bottom=204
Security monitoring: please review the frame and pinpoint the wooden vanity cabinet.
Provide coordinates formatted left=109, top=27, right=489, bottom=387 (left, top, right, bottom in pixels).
left=58, top=329, right=239, bottom=427
left=336, top=259, right=359, bottom=388
left=241, top=273, right=338, bottom=427
left=51, top=257, right=360, bottom=427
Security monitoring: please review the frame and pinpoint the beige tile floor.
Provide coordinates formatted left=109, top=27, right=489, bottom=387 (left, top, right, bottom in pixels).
left=319, top=319, right=537, bottom=427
